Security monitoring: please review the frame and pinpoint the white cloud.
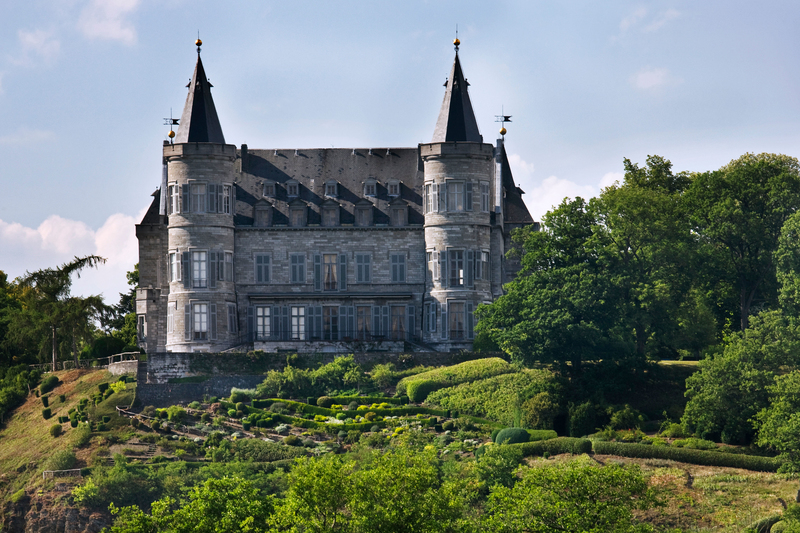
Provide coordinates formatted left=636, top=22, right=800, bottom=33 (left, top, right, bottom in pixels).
left=644, top=9, right=680, bottom=32
left=507, top=153, right=535, bottom=182
left=0, top=210, right=144, bottom=300
left=630, top=67, right=678, bottom=90
left=11, top=29, right=60, bottom=66
left=528, top=176, right=599, bottom=222
left=619, top=7, right=647, bottom=32
left=599, top=172, right=623, bottom=189
left=0, top=128, right=55, bottom=145
left=78, top=0, right=140, bottom=45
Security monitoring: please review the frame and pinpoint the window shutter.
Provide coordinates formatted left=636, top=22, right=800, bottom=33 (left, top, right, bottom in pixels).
left=466, top=250, right=474, bottom=288
left=315, top=306, right=323, bottom=339
left=184, top=304, right=192, bottom=341
left=407, top=305, right=415, bottom=342
left=432, top=183, right=438, bottom=213
left=305, top=307, right=313, bottom=339
left=467, top=302, right=474, bottom=340
left=247, top=306, right=255, bottom=342
left=210, top=304, right=217, bottom=340
left=441, top=305, right=448, bottom=340
left=432, top=251, right=439, bottom=281
left=432, top=302, right=438, bottom=332
left=217, top=186, right=223, bottom=214
left=440, top=182, right=447, bottom=211
left=382, top=306, right=389, bottom=337
left=339, top=253, right=347, bottom=291
left=265, top=256, right=271, bottom=283
left=440, top=251, right=447, bottom=288
left=338, top=306, right=347, bottom=340
left=209, top=253, right=217, bottom=288
left=347, top=306, right=355, bottom=340
left=208, top=184, right=216, bottom=213
left=373, top=306, right=381, bottom=337
left=400, top=255, right=406, bottom=283
left=314, top=254, right=322, bottom=291
left=282, top=307, right=289, bottom=341
left=181, top=184, right=189, bottom=213
left=182, top=252, right=191, bottom=288
left=466, top=182, right=473, bottom=211
left=272, top=306, right=280, bottom=340
left=423, top=302, right=429, bottom=333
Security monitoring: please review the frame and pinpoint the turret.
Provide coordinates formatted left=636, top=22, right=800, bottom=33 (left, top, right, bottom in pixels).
left=162, top=40, right=238, bottom=351
left=421, top=40, right=496, bottom=349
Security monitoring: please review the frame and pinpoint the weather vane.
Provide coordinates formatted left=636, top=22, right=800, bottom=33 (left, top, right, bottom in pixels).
left=495, top=107, right=512, bottom=138
left=164, top=109, right=179, bottom=143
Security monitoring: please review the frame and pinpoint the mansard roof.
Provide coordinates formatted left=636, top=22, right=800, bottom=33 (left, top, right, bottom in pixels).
left=174, top=53, right=226, bottom=144
left=431, top=53, right=482, bottom=143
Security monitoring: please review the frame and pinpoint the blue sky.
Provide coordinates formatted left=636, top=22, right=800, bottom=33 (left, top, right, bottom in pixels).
left=1, top=0, right=799, bottom=301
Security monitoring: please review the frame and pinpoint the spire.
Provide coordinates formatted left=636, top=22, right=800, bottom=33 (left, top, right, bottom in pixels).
left=431, top=42, right=482, bottom=143
left=174, top=41, right=225, bottom=144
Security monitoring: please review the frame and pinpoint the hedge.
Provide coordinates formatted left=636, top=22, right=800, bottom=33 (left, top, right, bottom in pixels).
left=407, top=381, right=441, bottom=403
left=528, top=430, right=559, bottom=442
left=512, top=438, right=593, bottom=457
left=591, top=441, right=783, bottom=472
left=495, top=428, right=529, bottom=445
left=327, top=396, right=402, bottom=405
left=397, top=358, right=515, bottom=401
left=257, top=398, right=448, bottom=419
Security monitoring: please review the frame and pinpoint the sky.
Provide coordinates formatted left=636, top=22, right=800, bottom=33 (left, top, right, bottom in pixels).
left=1, top=0, right=799, bottom=302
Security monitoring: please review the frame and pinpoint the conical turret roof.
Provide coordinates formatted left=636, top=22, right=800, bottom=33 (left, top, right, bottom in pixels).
left=431, top=52, right=482, bottom=143
left=174, top=52, right=225, bottom=144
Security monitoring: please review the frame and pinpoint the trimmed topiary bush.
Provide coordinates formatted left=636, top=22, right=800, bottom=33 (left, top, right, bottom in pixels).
left=515, top=437, right=593, bottom=457
left=97, top=423, right=107, bottom=432
left=70, top=418, right=78, bottom=428
left=242, top=421, right=251, bottom=431
left=495, top=428, right=530, bottom=445
left=151, top=420, right=161, bottom=431
left=58, top=394, right=66, bottom=403
left=406, top=380, right=440, bottom=403
left=40, top=375, right=59, bottom=395
left=98, top=382, right=109, bottom=393
left=42, top=408, right=52, bottom=420
left=41, top=396, right=49, bottom=407
left=317, top=396, right=334, bottom=408
left=200, top=413, right=211, bottom=423
left=130, top=418, right=139, bottom=428
left=442, top=421, right=455, bottom=431
left=58, top=416, right=69, bottom=424
left=102, top=416, right=111, bottom=424
left=49, top=424, right=62, bottom=437
left=283, top=434, right=299, bottom=446
left=490, top=428, right=501, bottom=442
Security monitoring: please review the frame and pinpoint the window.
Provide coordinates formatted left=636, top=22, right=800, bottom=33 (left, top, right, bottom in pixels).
left=193, top=303, right=208, bottom=340
left=167, top=306, right=174, bottom=334
left=323, top=307, right=338, bottom=340
left=191, top=183, right=207, bottom=213
left=290, top=207, right=306, bottom=227
left=465, top=182, right=473, bottom=211
left=255, top=306, right=270, bottom=340
left=356, top=254, right=371, bottom=283
left=169, top=252, right=180, bottom=282
left=168, top=184, right=179, bottom=214
left=325, top=181, right=338, bottom=197
left=323, top=254, right=338, bottom=291
left=287, top=181, right=299, bottom=197
left=427, top=252, right=434, bottom=281
left=424, top=302, right=437, bottom=332
left=449, top=250, right=464, bottom=287
left=356, top=306, right=371, bottom=340
left=390, top=207, right=407, bottom=227
left=192, top=251, right=207, bottom=288
left=449, top=302, right=465, bottom=340
left=391, top=254, right=406, bottom=283
left=390, top=306, right=406, bottom=340
left=291, top=306, right=306, bottom=340
left=255, top=254, right=271, bottom=283
left=224, top=253, right=233, bottom=282
left=355, top=207, right=372, bottom=227
left=227, top=304, right=237, bottom=334
left=255, top=204, right=272, bottom=227
left=480, top=182, right=490, bottom=212
left=137, top=315, right=147, bottom=341
left=263, top=182, right=275, bottom=197
left=447, top=182, right=464, bottom=211
left=388, top=181, right=400, bottom=197
left=364, top=181, right=376, bottom=197
left=291, top=254, right=306, bottom=283
left=424, top=184, right=432, bottom=213
left=222, top=185, right=232, bottom=214
left=477, top=251, right=489, bottom=281
left=322, top=207, right=339, bottom=227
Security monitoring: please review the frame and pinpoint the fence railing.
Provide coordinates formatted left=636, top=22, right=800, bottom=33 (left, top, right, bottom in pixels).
left=43, top=469, right=83, bottom=480
left=30, top=352, right=140, bottom=373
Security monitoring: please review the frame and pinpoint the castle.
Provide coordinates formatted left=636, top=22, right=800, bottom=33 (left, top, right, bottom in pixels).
left=135, top=39, right=535, bottom=354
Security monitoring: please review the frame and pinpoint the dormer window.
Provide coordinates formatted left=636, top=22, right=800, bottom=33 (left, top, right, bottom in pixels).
left=388, top=180, right=400, bottom=197
left=364, top=179, right=377, bottom=197
left=263, top=182, right=275, bottom=197
left=287, top=180, right=299, bottom=197
left=321, top=199, right=340, bottom=227
left=254, top=200, right=273, bottom=227
left=288, top=198, right=307, bottom=227
left=354, top=198, right=373, bottom=227
left=325, top=181, right=338, bottom=198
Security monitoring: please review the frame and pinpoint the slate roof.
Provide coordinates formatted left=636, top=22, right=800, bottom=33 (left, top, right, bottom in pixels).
left=499, top=142, right=534, bottom=225
left=174, top=53, right=226, bottom=144
left=431, top=53, right=482, bottom=143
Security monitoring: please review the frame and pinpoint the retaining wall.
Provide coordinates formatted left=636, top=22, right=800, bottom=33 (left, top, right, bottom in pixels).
left=107, top=361, right=138, bottom=376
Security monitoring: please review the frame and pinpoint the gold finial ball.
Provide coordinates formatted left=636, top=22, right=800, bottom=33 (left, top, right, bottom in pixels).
left=499, top=127, right=507, bottom=136
left=168, top=130, right=176, bottom=138
left=195, top=38, right=202, bottom=47
left=453, top=38, right=460, bottom=47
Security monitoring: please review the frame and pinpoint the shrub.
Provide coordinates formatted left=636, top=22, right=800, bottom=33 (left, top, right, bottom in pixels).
left=151, top=420, right=161, bottom=431
left=200, top=413, right=211, bottom=423
left=568, top=401, right=597, bottom=437
left=50, top=424, right=62, bottom=437
left=370, top=425, right=380, bottom=433
left=336, top=412, right=347, bottom=420
left=283, top=434, right=300, bottom=446
left=515, top=437, right=594, bottom=457
left=40, top=375, right=59, bottom=395
left=607, top=404, right=645, bottom=430
left=490, top=428, right=501, bottom=442
left=230, top=390, right=249, bottom=403
left=673, top=438, right=717, bottom=451
left=317, top=396, right=334, bottom=408
left=109, top=382, right=126, bottom=394
left=270, top=402, right=288, bottom=413
left=42, top=408, right=52, bottom=420
left=235, top=402, right=246, bottom=412
left=41, top=396, right=49, bottom=408
left=70, top=418, right=79, bottom=428
left=130, top=418, right=139, bottom=429
left=337, top=430, right=348, bottom=440
left=242, top=421, right=251, bottom=431
left=476, top=443, right=524, bottom=489
left=58, top=416, right=69, bottom=423
left=521, top=391, right=560, bottom=430
left=527, top=430, right=559, bottom=442
left=397, top=358, right=514, bottom=397
left=43, top=449, right=76, bottom=471
left=98, top=382, right=109, bottom=393
left=407, top=380, right=440, bottom=403
left=166, top=405, right=187, bottom=422
left=347, top=401, right=359, bottom=410
left=591, top=441, right=783, bottom=471
left=660, top=423, right=686, bottom=439
left=188, top=401, right=201, bottom=409
left=442, top=421, right=455, bottom=431
left=228, top=409, right=237, bottom=418
left=10, top=489, right=26, bottom=503
left=102, top=415, right=111, bottom=424
left=495, top=428, right=530, bottom=445
left=97, top=423, right=107, bottom=432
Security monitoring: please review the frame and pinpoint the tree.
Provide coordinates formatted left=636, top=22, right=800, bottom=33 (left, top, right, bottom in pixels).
left=0, top=271, right=24, bottom=365
left=682, top=310, right=800, bottom=444
left=484, top=458, right=656, bottom=533
left=754, top=371, right=800, bottom=469
left=776, top=211, right=800, bottom=319
left=685, top=153, right=800, bottom=330
left=6, top=256, right=107, bottom=369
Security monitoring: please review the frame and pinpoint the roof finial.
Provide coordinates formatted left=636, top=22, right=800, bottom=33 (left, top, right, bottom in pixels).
left=196, top=31, right=202, bottom=54
left=454, top=24, right=460, bottom=53
left=495, top=107, right=512, bottom=139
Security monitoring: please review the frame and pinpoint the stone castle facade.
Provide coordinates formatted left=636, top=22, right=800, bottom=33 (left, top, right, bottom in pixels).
left=135, top=42, right=535, bottom=354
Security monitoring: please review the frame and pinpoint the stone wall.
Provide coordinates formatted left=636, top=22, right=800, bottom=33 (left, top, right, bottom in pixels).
left=106, top=360, right=138, bottom=376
